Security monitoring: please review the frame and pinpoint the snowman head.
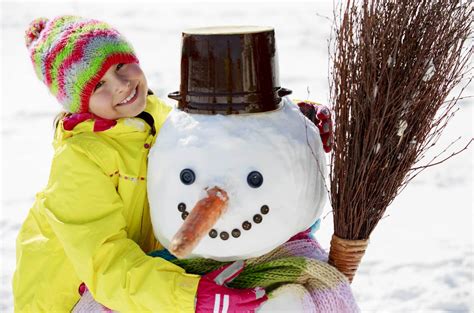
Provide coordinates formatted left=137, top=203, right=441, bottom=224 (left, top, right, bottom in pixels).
left=148, top=98, right=327, bottom=261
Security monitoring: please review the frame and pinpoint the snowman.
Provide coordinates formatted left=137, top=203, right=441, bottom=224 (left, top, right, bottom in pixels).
left=148, top=26, right=358, bottom=312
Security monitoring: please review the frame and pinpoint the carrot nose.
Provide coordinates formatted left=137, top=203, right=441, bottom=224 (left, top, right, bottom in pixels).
left=169, top=186, right=229, bottom=258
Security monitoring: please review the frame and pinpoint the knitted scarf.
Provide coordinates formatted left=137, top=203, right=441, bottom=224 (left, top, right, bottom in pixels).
left=166, top=236, right=360, bottom=313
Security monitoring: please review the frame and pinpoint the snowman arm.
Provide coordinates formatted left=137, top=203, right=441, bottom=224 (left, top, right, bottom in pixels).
left=295, top=100, right=333, bottom=153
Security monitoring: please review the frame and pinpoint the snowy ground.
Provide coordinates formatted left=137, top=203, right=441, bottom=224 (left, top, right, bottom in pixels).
left=1, top=1, right=472, bottom=312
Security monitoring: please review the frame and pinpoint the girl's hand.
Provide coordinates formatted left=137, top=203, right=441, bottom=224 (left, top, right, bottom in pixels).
left=195, top=260, right=267, bottom=313
left=297, top=100, right=333, bottom=153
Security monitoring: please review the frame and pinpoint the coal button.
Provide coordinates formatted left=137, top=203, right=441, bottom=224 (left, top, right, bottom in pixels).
left=231, top=229, right=241, bottom=238
left=253, top=214, right=263, bottom=224
left=209, top=229, right=218, bottom=238
left=178, top=203, right=186, bottom=212
left=220, top=231, right=229, bottom=240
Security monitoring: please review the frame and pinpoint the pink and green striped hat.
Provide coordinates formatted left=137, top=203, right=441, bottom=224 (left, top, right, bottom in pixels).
left=25, top=16, right=139, bottom=113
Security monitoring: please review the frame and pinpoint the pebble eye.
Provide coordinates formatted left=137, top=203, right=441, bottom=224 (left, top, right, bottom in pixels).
left=247, top=171, right=263, bottom=188
left=180, top=169, right=195, bottom=185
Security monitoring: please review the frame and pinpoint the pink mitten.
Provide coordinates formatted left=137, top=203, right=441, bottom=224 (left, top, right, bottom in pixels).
left=297, top=101, right=333, bottom=153
left=195, top=260, right=267, bottom=313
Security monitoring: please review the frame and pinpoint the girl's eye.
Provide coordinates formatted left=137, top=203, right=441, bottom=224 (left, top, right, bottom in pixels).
left=94, top=81, right=104, bottom=91
left=93, top=64, right=125, bottom=92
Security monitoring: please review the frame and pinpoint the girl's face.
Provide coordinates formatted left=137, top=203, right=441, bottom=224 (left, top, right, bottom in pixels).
left=88, top=62, right=148, bottom=120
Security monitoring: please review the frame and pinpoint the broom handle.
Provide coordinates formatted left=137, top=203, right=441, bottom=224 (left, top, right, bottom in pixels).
left=328, top=235, right=369, bottom=283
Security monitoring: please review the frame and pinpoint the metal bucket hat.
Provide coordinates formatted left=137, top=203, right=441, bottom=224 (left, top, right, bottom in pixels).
left=169, top=26, right=291, bottom=114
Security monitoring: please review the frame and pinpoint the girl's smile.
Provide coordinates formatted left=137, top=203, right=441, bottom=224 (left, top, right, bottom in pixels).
left=117, top=84, right=139, bottom=106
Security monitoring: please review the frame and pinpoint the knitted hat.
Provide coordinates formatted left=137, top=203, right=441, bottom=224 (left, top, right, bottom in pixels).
left=25, top=15, right=139, bottom=113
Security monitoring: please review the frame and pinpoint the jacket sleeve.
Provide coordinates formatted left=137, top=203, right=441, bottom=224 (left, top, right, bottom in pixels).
left=41, top=141, right=200, bottom=312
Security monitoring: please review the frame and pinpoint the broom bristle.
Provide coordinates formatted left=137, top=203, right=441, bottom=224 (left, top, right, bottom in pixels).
left=329, top=0, right=472, bottom=243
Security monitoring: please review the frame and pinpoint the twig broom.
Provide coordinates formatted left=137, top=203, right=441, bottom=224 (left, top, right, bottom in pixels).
left=327, top=0, right=473, bottom=282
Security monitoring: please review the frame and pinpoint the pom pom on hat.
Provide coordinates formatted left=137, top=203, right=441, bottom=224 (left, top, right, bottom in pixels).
left=25, top=15, right=139, bottom=114
left=24, top=17, right=48, bottom=48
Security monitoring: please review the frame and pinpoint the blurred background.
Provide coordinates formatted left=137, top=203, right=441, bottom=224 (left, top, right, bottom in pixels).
left=1, top=1, right=472, bottom=312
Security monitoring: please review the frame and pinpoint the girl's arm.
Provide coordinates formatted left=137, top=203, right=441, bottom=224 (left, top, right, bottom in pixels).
left=42, top=142, right=199, bottom=312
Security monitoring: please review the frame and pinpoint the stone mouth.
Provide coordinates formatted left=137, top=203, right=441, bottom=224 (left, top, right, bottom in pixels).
left=177, top=203, right=270, bottom=240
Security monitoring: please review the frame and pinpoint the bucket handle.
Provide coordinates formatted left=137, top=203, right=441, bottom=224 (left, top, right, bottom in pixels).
left=168, top=91, right=181, bottom=101
left=277, top=87, right=292, bottom=97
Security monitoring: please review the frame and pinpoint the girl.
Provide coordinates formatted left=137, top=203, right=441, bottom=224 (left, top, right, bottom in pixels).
left=13, top=15, right=267, bottom=312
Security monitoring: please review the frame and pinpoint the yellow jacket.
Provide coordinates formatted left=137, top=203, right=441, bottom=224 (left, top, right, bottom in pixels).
left=13, top=94, right=200, bottom=312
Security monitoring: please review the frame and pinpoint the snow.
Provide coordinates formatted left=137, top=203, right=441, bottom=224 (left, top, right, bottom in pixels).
left=1, top=1, right=472, bottom=312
